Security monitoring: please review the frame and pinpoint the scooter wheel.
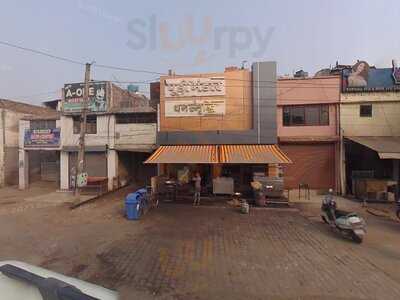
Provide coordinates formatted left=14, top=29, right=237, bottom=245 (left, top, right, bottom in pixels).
left=321, top=216, right=329, bottom=224
left=351, top=233, right=363, bottom=244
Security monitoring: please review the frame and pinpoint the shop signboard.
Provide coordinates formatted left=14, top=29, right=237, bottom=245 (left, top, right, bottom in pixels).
left=63, top=82, right=107, bottom=113
left=392, top=60, right=400, bottom=84
left=342, top=60, right=400, bottom=92
left=343, top=61, right=370, bottom=90
left=24, top=128, right=61, bottom=148
left=164, top=77, right=225, bottom=97
left=165, top=99, right=225, bottom=117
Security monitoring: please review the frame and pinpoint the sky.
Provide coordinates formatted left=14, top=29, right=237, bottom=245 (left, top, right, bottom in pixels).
left=0, top=0, right=399, bottom=104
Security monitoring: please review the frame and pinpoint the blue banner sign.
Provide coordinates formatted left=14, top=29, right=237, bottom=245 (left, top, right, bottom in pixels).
left=24, top=128, right=61, bottom=148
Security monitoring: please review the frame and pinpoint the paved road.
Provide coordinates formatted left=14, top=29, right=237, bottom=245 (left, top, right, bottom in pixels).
left=1, top=186, right=400, bottom=299
left=91, top=204, right=400, bottom=300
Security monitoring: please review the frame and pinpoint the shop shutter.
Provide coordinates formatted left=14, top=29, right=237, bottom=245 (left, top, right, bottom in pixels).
left=69, top=152, right=107, bottom=178
left=279, top=144, right=335, bottom=190
left=41, top=162, right=60, bottom=181
left=40, top=151, right=60, bottom=182
left=85, top=153, right=107, bottom=177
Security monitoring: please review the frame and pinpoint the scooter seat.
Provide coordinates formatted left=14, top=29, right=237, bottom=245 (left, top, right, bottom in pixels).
left=334, top=209, right=349, bottom=218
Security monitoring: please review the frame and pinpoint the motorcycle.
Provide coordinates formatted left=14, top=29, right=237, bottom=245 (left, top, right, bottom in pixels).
left=321, top=195, right=366, bottom=243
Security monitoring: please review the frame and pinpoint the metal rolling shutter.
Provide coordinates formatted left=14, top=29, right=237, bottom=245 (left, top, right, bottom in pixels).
left=41, top=162, right=60, bottom=181
left=69, top=152, right=107, bottom=178
left=279, top=144, right=335, bottom=190
left=40, top=151, right=60, bottom=182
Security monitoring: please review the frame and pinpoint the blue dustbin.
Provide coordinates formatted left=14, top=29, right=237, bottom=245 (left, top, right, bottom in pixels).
left=125, top=193, right=141, bottom=220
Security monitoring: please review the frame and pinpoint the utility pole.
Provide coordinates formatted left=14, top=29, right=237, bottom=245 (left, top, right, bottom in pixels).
left=75, top=62, right=91, bottom=200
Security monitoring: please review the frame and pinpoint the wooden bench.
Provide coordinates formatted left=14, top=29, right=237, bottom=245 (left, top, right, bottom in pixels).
left=79, top=176, right=108, bottom=196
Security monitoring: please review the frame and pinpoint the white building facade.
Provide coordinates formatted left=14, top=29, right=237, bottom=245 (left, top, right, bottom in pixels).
left=19, top=82, right=157, bottom=192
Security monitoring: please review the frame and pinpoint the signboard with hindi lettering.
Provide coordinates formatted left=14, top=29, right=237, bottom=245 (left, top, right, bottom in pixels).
left=24, top=128, right=61, bottom=148
left=165, top=99, right=225, bottom=117
left=164, top=77, right=225, bottom=97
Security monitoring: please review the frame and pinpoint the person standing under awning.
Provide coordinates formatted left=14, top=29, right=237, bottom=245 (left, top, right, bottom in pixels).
left=193, top=171, right=202, bottom=206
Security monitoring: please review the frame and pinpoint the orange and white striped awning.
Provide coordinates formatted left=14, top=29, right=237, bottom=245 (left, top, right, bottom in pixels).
left=144, top=145, right=219, bottom=164
left=219, top=145, right=291, bottom=164
left=145, top=144, right=291, bottom=164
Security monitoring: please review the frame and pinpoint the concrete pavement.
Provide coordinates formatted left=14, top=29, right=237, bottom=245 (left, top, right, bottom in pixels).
left=0, top=186, right=400, bottom=299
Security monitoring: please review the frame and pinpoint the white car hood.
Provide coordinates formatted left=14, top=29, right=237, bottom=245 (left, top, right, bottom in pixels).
left=0, top=260, right=118, bottom=300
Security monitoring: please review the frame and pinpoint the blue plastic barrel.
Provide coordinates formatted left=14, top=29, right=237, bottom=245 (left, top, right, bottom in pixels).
left=125, top=193, right=141, bottom=220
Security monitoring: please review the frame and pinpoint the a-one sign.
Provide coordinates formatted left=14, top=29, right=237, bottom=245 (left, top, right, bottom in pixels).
left=24, top=128, right=61, bottom=148
left=165, top=99, right=225, bottom=117
left=164, top=77, right=225, bottom=97
left=63, top=82, right=107, bottom=113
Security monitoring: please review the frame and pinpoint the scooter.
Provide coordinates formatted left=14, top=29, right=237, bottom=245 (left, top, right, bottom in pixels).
left=321, top=197, right=366, bottom=243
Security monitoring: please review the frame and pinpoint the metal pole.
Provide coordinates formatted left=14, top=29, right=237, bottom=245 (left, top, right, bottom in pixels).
left=75, top=63, right=91, bottom=200
left=257, top=62, right=260, bottom=144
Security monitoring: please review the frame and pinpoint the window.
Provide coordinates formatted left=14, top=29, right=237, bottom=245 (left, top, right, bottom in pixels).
left=116, top=113, right=157, bottom=124
left=305, top=106, right=320, bottom=125
left=282, top=105, right=329, bottom=126
left=320, top=106, right=329, bottom=125
left=30, top=120, right=56, bottom=130
left=73, top=115, right=97, bottom=134
left=360, top=104, right=372, bottom=117
left=290, top=106, right=306, bottom=125
left=283, top=107, right=291, bottom=125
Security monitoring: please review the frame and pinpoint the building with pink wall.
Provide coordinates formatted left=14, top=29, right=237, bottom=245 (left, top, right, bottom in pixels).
left=277, top=76, right=341, bottom=191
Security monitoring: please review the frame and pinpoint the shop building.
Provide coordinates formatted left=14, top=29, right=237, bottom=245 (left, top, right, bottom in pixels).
left=277, top=75, right=341, bottom=192
left=340, top=61, right=400, bottom=200
left=145, top=62, right=291, bottom=198
left=0, top=99, right=54, bottom=187
left=60, top=81, right=157, bottom=192
left=18, top=112, right=61, bottom=189
left=19, top=82, right=157, bottom=191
